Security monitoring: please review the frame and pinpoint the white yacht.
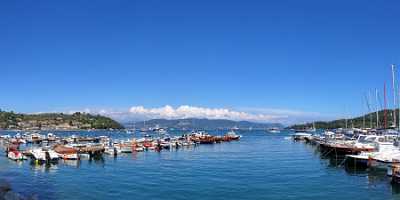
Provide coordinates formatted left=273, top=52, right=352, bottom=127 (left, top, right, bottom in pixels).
left=346, top=135, right=400, bottom=169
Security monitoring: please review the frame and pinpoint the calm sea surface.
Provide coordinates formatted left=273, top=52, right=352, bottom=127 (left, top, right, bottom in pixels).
left=0, top=130, right=399, bottom=200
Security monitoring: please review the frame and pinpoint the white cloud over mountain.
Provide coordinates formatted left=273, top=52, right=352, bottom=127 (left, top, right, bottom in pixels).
left=128, top=105, right=282, bottom=122
left=64, top=105, right=328, bottom=125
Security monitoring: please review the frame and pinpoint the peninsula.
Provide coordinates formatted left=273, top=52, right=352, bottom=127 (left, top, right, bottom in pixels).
left=0, top=109, right=124, bottom=130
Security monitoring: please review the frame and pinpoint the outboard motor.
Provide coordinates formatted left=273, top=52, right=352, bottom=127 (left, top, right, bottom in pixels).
left=45, top=151, right=51, bottom=164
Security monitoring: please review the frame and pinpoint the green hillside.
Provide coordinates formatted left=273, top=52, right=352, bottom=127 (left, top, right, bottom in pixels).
left=0, top=109, right=124, bottom=130
left=290, top=109, right=400, bottom=130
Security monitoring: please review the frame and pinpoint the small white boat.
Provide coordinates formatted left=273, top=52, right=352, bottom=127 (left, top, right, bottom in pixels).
left=115, top=142, right=133, bottom=153
left=135, top=146, right=144, bottom=152
left=7, top=149, right=27, bottom=161
left=226, top=131, right=241, bottom=140
left=0, top=135, right=11, bottom=140
left=292, top=132, right=312, bottom=141
left=27, top=133, right=44, bottom=143
left=31, top=148, right=59, bottom=162
left=46, top=133, right=57, bottom=141
left=267, top=128, right=280, bottom=133
left=104, top=146, right=118, bottom=155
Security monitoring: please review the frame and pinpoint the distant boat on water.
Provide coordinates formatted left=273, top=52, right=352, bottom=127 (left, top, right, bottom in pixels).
left=140, top=128, right=148, bottom=133
left=267, top=127, right=280, bottom=133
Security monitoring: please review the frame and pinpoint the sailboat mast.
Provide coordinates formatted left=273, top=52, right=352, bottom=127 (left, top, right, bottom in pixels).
left=398, top=83, right=400, bottom=130
left=392, top=64, right=397, bottom=128
left=366, top=92, right=373, bottom=128
left=384, top=82, right=387, bottom=129
left=363, top=97, right=366, bottom=128
left=376, top=89, right=379, bottom=128
left=344, top=106, right=348, bottom=129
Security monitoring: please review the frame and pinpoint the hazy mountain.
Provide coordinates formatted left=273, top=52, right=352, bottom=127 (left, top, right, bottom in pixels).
left=123, top=118, right=283, bottom=130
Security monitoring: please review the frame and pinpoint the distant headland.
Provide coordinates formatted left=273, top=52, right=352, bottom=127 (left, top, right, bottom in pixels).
left=0, top=109, right=124, bottom=130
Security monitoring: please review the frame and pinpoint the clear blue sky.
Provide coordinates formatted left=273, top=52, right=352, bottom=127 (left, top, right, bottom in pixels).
left=1, top=0, right=400, bottom=120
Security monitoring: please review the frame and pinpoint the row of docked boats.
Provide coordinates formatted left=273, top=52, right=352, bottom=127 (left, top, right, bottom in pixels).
left=1, top=131, right=242, bottom=164
left=5, top=144, right=80, bottom=162
left=0, top=132, right=59, bottom=145
left=292, top=128, right=400, bottom=184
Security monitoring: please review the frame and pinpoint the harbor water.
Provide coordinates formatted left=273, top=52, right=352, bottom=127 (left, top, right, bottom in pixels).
left=0, top=130, right=399, bottom=200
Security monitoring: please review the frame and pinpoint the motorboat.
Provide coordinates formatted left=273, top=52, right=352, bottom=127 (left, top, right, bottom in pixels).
left=46, top=133, right=57, bottom=142
left=225, top=131, right=241, bottom=140
left=7, top=146, right=27, bottom=161
left=319, top=134, right=378, bottom=156
left=267, top=128, right=280, bottom=133
left=346, top=135, right=400, bottom=168
left=26, top=133, right=43, bottom=143
left=292, top=132, right=312, bottom=141
left=53, top=145, right=79, bottom=160
left=31, top=148, right=59, bottom=162
left=104, top=146, right=118, bottom=156
left=115, top=141, right=134, bottom=153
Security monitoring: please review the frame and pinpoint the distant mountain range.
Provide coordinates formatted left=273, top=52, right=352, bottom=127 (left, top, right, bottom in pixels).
left=123, top=118, right=283, bottom=130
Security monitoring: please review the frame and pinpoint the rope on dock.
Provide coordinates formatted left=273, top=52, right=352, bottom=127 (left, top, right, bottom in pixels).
left=338, top=157, right=347, bottom=167
left=320, top=148, right=334, bottom=157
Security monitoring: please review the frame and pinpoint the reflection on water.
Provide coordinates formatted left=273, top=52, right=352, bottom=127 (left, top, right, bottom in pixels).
left=392, top=184, right=400, bottom=194
left=30, top=162, right=59, bottom=173
left=29, top=158, right=108, bottom=170
left=61, top=160, right=80, bottom=168
left=88, top=156, right=105, bottom=167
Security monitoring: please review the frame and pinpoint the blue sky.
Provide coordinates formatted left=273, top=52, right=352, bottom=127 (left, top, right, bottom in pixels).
left=1, top=0, right=400, bottom=123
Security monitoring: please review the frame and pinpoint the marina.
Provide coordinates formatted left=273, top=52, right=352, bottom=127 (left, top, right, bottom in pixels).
left=2, top=0, right=400, bottom=199
left=292, top=128, right=400, bottom=185
left=1, top=130, right=242, bottom=165
left=0, top=129, right=399, bottom=199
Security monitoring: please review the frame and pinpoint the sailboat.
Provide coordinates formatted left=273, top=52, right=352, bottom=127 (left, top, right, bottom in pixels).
left=306, top=122, right=316, bottom=132
left=140, top=120, right=147, bottom=132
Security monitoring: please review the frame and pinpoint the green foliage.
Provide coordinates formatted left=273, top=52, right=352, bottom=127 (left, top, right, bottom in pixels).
left=290, top=109, right=400, bottom=130
left=0, top=110, right=124, bottom=130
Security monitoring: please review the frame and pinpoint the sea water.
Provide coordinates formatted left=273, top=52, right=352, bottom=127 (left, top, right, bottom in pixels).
left=0, top=130, right=399, bottom=200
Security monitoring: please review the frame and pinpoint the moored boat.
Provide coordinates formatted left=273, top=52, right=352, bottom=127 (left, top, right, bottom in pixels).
left=54, top=144, right=79, bottom=160
left=292, top=132, right=312, bottom=141
left=31, top=148, right=59, bottom=163
left=7, top=146, right=27, bottom=161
